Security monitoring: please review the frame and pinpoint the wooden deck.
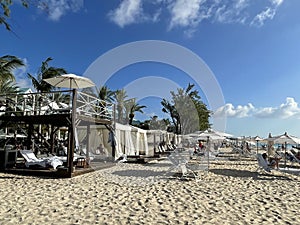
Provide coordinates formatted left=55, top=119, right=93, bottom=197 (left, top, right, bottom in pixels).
left=0, top=90, right=116, bottom=178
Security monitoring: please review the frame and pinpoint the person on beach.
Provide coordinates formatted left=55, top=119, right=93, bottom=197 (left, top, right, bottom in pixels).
left=198, top=140, right=204, bottom=150
left=296, top=151, right=300, bottom=160
left=95, top=144, right=108, bottom=157
left=262, top=152, right=280, bottom=169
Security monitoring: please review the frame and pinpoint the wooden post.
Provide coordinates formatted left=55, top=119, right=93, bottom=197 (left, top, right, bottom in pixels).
left=86, top=124, right=90, bottom=165
left=207, top=136, right=210, bottom=171
left=27, top=123, right=33, bottom=150
left=68, top=89, right=76, bottom=177
left=112, top=104, right=117, bottom=158
left=50, top=125, right=55, bottom=154
left=67, top=126, right=73, bottom=176
left=154, top=132, right=156, bottom=154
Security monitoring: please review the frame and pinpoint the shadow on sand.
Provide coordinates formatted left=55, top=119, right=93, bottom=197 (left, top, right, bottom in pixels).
left=210, top=168, right=293, bottom=181
left=112, top=169, right=166, bottom=178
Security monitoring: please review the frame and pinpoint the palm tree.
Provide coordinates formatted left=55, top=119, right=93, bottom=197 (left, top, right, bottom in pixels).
left=114, top=89, right=128, bottom=123
left=127, top=99, right=146, bottom=125
left=0, top=0, right=28, bottom=31
left=0, top=55, right=25, bottom=84
left=0, top=80, right=19, bottom=94
left=0, top=80, right=20, bottom=119
left=0, top=80, right=19, bottom=107
left=90, top=85, right=115, bottom=118
left=27, top=57, right=67, bottom=93
left=97, top=85, right=115, bottom=103
left=161, top=98, right=181, bottom=134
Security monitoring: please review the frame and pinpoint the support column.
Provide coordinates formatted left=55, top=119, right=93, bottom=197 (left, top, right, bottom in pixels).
left=27, top=124, right=33, bottom=150
left=68, top=89, right=76, bottom=177
left=86, top=124, right=90, bottom=165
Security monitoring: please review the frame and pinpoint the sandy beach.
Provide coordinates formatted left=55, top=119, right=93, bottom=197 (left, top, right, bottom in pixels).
left=0, top=149, right=299, bottom=225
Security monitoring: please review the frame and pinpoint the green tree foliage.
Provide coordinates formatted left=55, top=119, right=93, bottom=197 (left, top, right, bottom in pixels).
left=161, top=99, right=180, bottom=133
left=161, top=83, right=210, bottom=134
left=27, top=57, right=67, bottom=92
left=0, top=0, right=29, bottom=31
left=148, top=115, right=169, bottom=130
left=0, top=55, right=25, bottom=84
left=97, top=85, right=115, bottom=103
left=125, top=98, right=146, bottom=125
left=92, top=85, right=115, bottom=119
left=0, top=79, right=18, bottom=94
left=113, top=90, right=146, bottom=125
left=114, top=89, right=128, bottom=123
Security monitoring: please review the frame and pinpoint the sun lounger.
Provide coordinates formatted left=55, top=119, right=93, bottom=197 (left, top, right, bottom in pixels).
left=166, top=150, right=197, bottom=179
left=20, top=150, right=63, bottom=169
left=287, top=150, right=300, bottom=164
left=116, top=154, right=127, bottom=164
left=275, top=150, right=300, bottom=167
left=256, top=153, right=272, bottom=173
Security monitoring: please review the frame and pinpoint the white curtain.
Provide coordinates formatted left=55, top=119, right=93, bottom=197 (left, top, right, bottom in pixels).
left=115, top=123, right=135, bottom=157
left=125, top=129, right=135, bottom=156
left=77, top=125, right=112, bottom=157
left=130, top=126, right=149, bottom=156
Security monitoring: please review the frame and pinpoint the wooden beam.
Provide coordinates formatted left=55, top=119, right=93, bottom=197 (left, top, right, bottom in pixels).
left=86, top=124, right=90, bottom=165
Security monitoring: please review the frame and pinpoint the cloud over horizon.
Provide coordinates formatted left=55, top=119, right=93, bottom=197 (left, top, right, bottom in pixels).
left=250, top=0, right=284, bottom=27
left=108, top=0, right=285, bottom=32
left=214, top=97, right=300, bottom=120
left=38, top=0, right=84, bottom=21
left=34, top=0, right=285, bottom=31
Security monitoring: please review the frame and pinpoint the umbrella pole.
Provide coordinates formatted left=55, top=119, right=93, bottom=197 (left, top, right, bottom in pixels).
left=207, top=136, right=210, bottom=171
left=284, top=141, right=287, bottom=167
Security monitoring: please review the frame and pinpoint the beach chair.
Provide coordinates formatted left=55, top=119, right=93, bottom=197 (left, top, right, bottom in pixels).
left=286, top=150, right=300, bottom=166
left=256, top=153, right=272, bottom=173
left=20, top=150, right=63, bottom=169
left=117, top=154, right=127, bottom=163
left=58, top=146, right=87, bottom=162
left=233, top=147, right=254, bottom=158
left=166, top=150, right=197, bottom=179
left=196, top=154, right=209, bottom=171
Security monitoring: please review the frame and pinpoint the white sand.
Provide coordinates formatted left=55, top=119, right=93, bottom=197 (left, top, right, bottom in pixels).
left=0, top=150, right=299, bottom=225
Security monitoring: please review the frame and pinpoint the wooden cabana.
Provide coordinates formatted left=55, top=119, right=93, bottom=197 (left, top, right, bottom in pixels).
left=0, top=89, right=115, bottom=177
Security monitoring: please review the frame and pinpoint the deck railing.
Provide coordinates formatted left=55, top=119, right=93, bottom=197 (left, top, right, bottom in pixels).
left=0, top=90, right=114, bottom=121
left=76, top=91, right=114, bottom=120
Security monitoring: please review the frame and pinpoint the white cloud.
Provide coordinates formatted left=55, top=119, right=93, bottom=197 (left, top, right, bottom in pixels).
left=214, top=97, right=300, bottom=119
left=250, top=7, right=276, bottom=27
left=255, top=97, right=300, bottom=119
left=271, top=0, right=284, bottom=7
left=108, top=0, right=144, bottom=28
left=13, top=58, right=32, bottom=88
left=250, top=0, right=284, bottom=27
left=107, top=0, right=285, bottom=35
left=214, top=102, right=255, bottom=118
left=38, top=0, right=84, bottom=21
left=214, top=0, right=249, bottom=24
left=168, top=0, right=202, bottom=28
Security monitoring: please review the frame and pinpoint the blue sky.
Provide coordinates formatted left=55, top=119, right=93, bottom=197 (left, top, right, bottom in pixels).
left=1, top=0, right=300, bottom=138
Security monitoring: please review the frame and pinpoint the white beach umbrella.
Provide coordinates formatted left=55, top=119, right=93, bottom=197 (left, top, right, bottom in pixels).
left=254, top=136, right=264, bottom=154
left=43, top=73, right=95, bottom=89
left=192, top=130, right=225, bottom=171
left=188, top=130, right=224, bottom=152
left=266, top=132, right=300, bottom=146
left=189, top=130, right=226, bottom=141
left=266, top=132, right=300, bottom=166
left=209, top=129, right=234, bottom=138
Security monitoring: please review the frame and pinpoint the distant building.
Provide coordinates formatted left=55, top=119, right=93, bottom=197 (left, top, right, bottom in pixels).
left=18, top=88, right=33, bottom=94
